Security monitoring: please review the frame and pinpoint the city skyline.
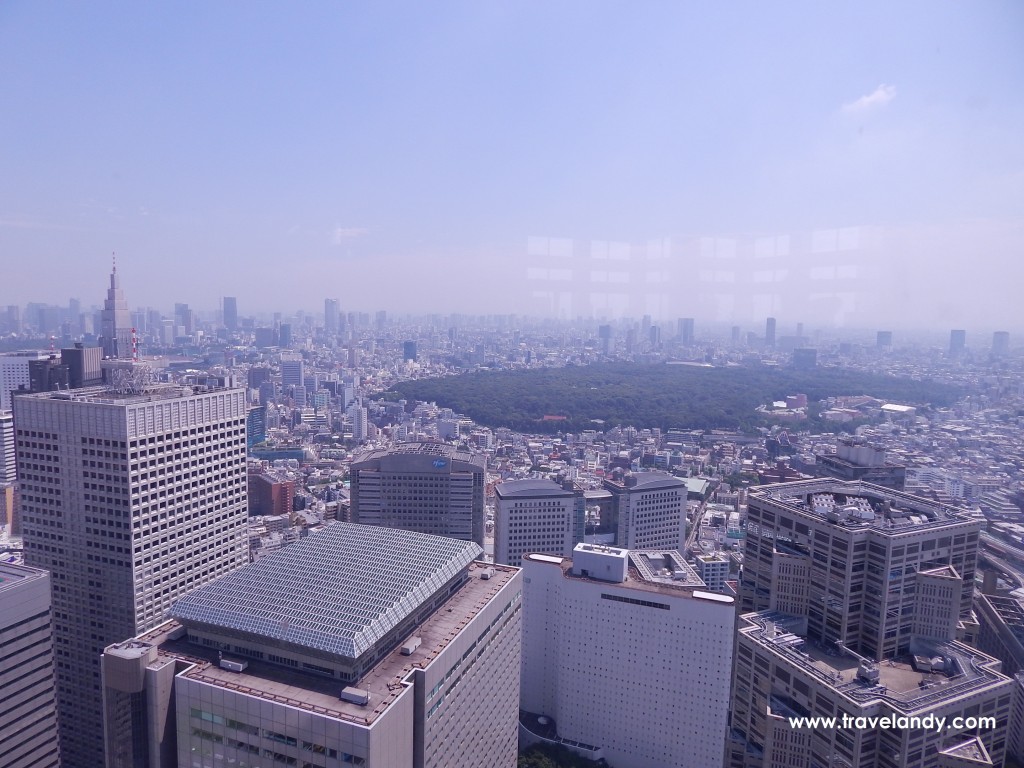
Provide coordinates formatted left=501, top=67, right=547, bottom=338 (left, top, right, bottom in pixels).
left=1, top=2, right=1022, bottom=328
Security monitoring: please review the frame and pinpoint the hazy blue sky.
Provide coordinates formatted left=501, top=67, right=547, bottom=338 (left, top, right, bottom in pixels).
left=2, top=2, right=1022, bottom=330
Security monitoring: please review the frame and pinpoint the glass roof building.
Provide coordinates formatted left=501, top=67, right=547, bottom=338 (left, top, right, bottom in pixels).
left=103, top=523, right=523, bottom=768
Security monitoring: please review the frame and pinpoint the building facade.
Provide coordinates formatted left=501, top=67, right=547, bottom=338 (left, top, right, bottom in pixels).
left=602, top=470, right=687, bottom=553
left=729, top=612, right=1013, bottom=768
left=0, top=350, right=50, bottom=410
left=100, top=263, right=134, bottom=359
left=730, top=479, right=1007, bottom=768
left=15, top=381, right=250, bottom=767
left=740, top=479, right=979, bottom=660
left=0, top=562, right=60, bottom=768
left=520, top=544, right=735, bottom=768
left=102, top=523, right=522, bottom=768
left=493, top=477, right=584, bottom=566
left=350, top=442, right=486, bottom=546
left=0, top=409, right=15, bottom=484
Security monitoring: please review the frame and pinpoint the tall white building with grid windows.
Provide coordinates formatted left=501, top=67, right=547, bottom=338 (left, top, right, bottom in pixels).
left=14, top=382, right=250, bottom=768
left=603, top=470, right=688, bottom=552
left=101, top=523, right=522, bottom=768
left=0, top=562, right=60, bottom=768
left=494, top=477, right=583, bottom=566
left=520, top=544, right=735, bottom=768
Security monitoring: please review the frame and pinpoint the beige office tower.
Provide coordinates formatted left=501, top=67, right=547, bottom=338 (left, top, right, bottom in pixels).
left=0, top=563, right=60, bottom=768
left=730, top=479, right=1011, bottom=768
left=602, top=470, right=688, bottom=552
left=350, top=442, right=486, bottom=546
left=101, top=523, right=522, bottom=768
left=493, top=477, right=584, bottom=566
left=15, top=382, right=250, bottom=768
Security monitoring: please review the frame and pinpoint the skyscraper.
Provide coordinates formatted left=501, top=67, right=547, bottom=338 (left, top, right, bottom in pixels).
left=100, top=260, right=133, bottom=359
left=876, top=330, right=893, bottom=349
left=15, top=380, right=250, bottom=767
left=949, top=328, right=967, bottom=357
left=102, top=524, right=522, bottom=768
left=0, top=409, right=15, bottom=484
left=731, top=479, right=1009, bottom=768
left=403, top=340, right=418, bottom=361
left=678, top=316, right=695, bottom=345
left=0, top=350, right=50, bottom=410
left=765, top=316, right=777, bottom=349
left=324, top=297, right=339, bottom=334
left=222, top=296, right=238, bottom=331
left=0, top=562, right=60, bottom=768
left=739, top=479, right=978, bottom=653
left=993, top=330, right=1010, bottom=357
left=350, top=442, right=486, bottom=546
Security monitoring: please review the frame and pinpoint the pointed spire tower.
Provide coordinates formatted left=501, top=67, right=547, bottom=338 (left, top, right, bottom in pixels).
left=100, top=253, right=133, bottom=359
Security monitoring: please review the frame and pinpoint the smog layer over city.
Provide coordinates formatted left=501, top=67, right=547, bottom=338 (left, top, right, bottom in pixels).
left=1, top=3, right=1023, bottom=768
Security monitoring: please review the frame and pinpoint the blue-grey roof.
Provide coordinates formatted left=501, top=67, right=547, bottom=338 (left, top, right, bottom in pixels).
left=494, top=478, right=573, bottom=498
left=168, top=523, right=482, bottom=659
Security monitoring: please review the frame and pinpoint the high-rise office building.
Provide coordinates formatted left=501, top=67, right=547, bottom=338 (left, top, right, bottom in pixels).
left=222, top=296, right=238, bottom=331
left=102, top=524, right=522, bottom=768
left=280, top=356, right=304, bottom=391
left=15, top=381, right=250, bottom=767
left=61, top=343, right=103, bottom=388
left=101, top=262, right=134, bottom=359
left=494, top=477, right=584, bottom=566
left=0, top=562, right=60, bottom=768
left=324, top=297, right=339, bottom=334
left=949, top=328, right=967, bottom=357
left=0, top=410, right=15, bottom=484
left=731, top=479, right=1009, bottom=768
left=403, top=340, right=418, bottom=361
left=876, top=330, right=893, bottom=349
left=602, top=470, right=687, bottom=552
left=678, top=316, right=695, bottom=345
left=739, top=479, right=979, bottom=656
left=0, top=350, right=50, bottom=410
left=278, top=322, right=292, bottom=347
left=350, top=442, right=486, bottom=546
left=993, top=330, right=1010, bottom=357
left=729, top=610, right=1012, bottom=768
left=765, top=316, right=777, bottom=349
left=521, top=544, right=735, bottom=768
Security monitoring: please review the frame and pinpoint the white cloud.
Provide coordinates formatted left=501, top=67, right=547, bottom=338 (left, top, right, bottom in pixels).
left=331, top=226, right=368, bottom=245
left=842, top=84, right=896, bottom=113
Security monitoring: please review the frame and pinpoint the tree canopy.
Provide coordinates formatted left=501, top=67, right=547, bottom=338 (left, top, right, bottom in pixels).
left=386, top=363, right=962, bottom=434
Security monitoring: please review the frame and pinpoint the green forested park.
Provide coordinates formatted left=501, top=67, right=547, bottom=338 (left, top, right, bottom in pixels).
left=386, top=363, right=962, bottom=434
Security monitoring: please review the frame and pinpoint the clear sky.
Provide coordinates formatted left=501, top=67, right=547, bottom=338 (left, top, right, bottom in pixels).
left=1, top=1, right=1022, bottom=330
